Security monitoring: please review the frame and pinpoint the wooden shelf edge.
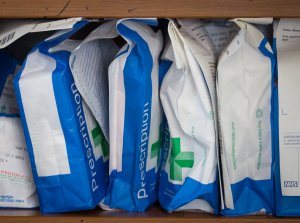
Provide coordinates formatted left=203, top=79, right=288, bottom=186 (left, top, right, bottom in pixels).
left=0, top=0, right=300, bottom=18
left=0, top=206, right=299, bottom=223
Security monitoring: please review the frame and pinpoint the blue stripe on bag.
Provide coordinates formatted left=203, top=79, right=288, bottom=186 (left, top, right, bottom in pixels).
left=159, top=171, right=219, bottom=213
left=104, top=20, right=158, bottom=212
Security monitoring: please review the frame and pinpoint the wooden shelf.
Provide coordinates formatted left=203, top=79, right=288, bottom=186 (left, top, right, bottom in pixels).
left=0, top=205, right=299, bottom=223
left=0, top=0, right=300, bottom=19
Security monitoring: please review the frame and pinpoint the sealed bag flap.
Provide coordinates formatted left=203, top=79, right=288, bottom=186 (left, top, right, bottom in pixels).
left=227, top=19, right=273, bottom=51
left=0, top=18, right=85, bottom=49
left=217, top=18, right=274, bottom=215
left=70, top=20, right=119, bottom=142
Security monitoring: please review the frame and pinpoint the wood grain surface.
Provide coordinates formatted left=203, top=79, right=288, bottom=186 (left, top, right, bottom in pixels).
left=0, top=205, right=299, bottom=223
left=0, top=0, right=300, bottom=18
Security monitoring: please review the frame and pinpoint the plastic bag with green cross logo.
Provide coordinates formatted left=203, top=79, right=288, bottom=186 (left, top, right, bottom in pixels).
left=159, top=19, right=238, bottom=213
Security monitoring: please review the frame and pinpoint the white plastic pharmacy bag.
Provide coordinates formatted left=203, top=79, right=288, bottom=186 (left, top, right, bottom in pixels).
left=217, top=18, right=275, bottom=215
left=159, top=19, right=237, bottom=213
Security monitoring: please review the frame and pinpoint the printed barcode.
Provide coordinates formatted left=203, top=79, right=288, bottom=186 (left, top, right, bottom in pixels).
left=0, top=31, right=16, bottom=46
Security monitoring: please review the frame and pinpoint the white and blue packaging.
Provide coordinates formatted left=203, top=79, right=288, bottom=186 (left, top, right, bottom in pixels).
left=158, top=19, right=237, bottom=213
left=217, top=18, right=275, bottom=216
left=14, top=19, right=110, bottom=213
left=103, top=19, right=163, bottom=212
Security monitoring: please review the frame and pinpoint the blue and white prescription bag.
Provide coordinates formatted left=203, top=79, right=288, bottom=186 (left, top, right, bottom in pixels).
left=14, top=20, right=109, bottom=213
left=103, top=19, right=163, bottom=212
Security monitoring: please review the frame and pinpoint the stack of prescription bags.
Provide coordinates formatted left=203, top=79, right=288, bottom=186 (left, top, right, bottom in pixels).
left=0, top=17, right=299, bottom=217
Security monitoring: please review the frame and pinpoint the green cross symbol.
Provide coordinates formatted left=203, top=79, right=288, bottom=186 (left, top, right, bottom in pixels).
left=170, top=138, right=194, bottom=181
left=151, top=139, right=160, bottom=158
left=151, top=124, right=163, bottom=158
left=91, top=123, right=109, bottom=158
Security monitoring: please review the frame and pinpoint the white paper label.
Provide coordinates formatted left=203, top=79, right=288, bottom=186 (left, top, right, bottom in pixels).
left=277, top=18, right=300, bottom=196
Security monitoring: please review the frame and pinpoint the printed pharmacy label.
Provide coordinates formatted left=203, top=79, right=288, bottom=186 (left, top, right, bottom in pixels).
left=277, top=18, right=300, bottom=196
